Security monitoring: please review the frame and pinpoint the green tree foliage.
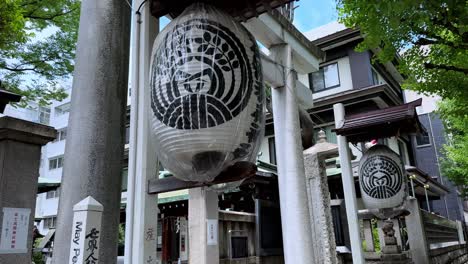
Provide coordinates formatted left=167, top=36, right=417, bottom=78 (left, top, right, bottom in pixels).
left=0, top=0, right=80, bottom=106
left=438, top=99, right=468, bottom=196
left=32, top=238, right=45, bottom=264
left=338, top=0, right=468, bottom=196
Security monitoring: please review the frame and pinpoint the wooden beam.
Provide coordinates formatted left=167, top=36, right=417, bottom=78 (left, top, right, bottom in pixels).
left=147, top=161, right=257, bottom=194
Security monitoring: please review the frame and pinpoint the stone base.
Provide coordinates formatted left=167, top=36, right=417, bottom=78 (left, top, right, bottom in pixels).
left=382, top=244, right=401, bottom=254
left=381, top=253, right=413, bottom=264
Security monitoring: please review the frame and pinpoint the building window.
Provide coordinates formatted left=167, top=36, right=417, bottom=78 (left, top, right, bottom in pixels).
left=310, top=62, right=340, bottom=92
left=125, top=126, right=130, bottom=144
left=55, top=102, right=70, bottom=116
left=39, top=106, right=51, bottom=125
left=268, top=137, right=277, bottom=165
left=46, top=190, right=55, bottom=199
left=53, top=128, right=67, bottom=142
left=44, top=217, right=57, bottom=229
left=46, top=187, right=60, bottom=199
left=372, top=68, right=379, bottom=85
left=416, top=126, right=431, bottom=147
left=122, top=168, right=128, bottom=192
left=49, top=156, right=64, bottom=170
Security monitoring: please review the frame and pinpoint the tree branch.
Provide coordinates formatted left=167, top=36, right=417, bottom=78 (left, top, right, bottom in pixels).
left=21, top=0, right=39, bottom=7
left=24, top=8, right=76, bottom=21
left=430, top=10, right=462, bottom=38
left=1, top=62, right=49, bottom=75
left=3, top=66, right=37, bottom=72
left=424, top=63, right=468, bottom=74
left=414, top=37, right=468, bottom=49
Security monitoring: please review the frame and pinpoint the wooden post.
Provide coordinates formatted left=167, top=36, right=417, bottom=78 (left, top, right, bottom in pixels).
left=68, top=196, right=103, bottom=264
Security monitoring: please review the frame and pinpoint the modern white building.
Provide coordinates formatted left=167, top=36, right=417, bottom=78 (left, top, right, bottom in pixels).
left=35, top=92, right=71, bottom=234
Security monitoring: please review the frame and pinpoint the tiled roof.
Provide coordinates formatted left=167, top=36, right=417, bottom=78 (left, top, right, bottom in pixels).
left=333, top=99, right=424, bottom=143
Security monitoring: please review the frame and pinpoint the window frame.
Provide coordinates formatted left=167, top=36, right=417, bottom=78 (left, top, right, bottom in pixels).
left=46, top=190, right=56, bottom=199
left=39, top=106, right=51, bottom=125
left=309, top=62, right=341, bottom=93
left=53, top=128, right=67, bottom=142
left=268, top=137, right=277, bottom=165
left=415, top=128, right=431, bottom=148
left=46, top=188, right=60, bottom=199
left=55, top=102, right=71, bottom=117
left=125, top=126, right=130, bottom=144
left=49, top=156, right=64, bottom=170
left=371, top=68, right=379, bottom=85
left=44, top=216, right=57, bottom=229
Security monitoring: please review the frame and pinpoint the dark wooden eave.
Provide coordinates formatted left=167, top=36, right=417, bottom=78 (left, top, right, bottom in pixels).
left=311, top=27, right=361, bottom=49
left=406, top=166, right=450, bottom=196
left=150, top=0, right=295, bottom=22
left=0, top=89, right=21, bottom=113
left=333, top=98, right=424, bottom=143
left=148, top=161, right=257, bottom=194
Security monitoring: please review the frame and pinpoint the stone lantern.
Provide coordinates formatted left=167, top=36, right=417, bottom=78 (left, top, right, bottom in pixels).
left=303, top=130, right=338, bottom=264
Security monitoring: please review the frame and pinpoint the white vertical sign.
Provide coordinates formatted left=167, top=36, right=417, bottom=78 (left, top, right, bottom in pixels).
left=68, top=196, right=103, bottom=264
left=0, top=207, right=30, bottom=254
left=179, top=217, right=188, bottom=261
left=206, top=219, right=218, bottom=246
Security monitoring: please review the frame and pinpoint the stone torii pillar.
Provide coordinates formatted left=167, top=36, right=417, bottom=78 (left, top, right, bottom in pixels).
left=52, top=0, right=131, bottom=263
left=303, top=130, right=338, bottom=264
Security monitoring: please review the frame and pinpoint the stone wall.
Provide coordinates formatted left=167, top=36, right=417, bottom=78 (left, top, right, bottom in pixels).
left=430, top=244, right=468, bottom=264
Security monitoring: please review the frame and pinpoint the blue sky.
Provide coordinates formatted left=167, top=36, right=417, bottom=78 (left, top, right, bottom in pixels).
left=161, top=0, right=339, bottom=34
left=293, top=0, right=339, bottom=33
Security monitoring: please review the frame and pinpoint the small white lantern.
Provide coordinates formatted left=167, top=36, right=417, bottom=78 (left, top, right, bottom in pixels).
left=149, top=3, right=264, bottom=182
left=359, top=145, right=407, bottom=209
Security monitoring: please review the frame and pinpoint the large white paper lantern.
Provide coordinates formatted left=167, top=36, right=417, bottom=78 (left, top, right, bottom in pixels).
left=359, top=145, right=407, bottom=209
left=149, top=3, right=264, bottom=182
